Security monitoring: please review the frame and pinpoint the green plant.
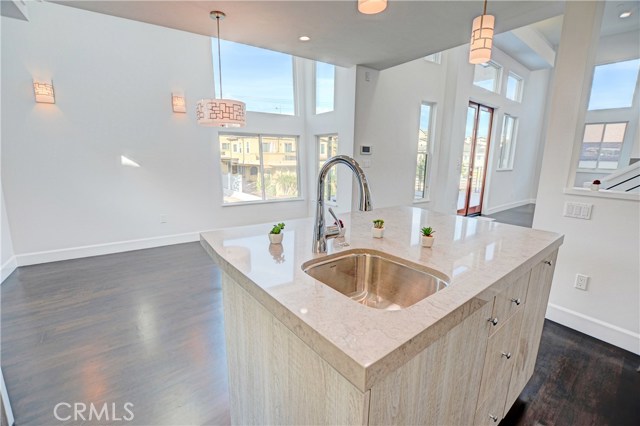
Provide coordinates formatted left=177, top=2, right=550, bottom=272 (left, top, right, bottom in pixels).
left=270, top=223, right=285, bottom=234
left=373, top=219, right=385, bottom=229
left=420, top=227, right=435, bottom=237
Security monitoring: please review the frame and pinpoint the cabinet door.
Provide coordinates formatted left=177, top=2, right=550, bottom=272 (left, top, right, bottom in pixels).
left=474, top=310, right=523, bottom=425
left=490, top=271, right=529, bottom=336
left=505, top=250, right=558, bottom=410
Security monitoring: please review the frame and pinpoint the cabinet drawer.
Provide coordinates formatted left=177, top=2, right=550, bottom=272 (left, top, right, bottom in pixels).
left=475, top=310, right=523, bottom=424
left=490, top=272, right=529, bottom=335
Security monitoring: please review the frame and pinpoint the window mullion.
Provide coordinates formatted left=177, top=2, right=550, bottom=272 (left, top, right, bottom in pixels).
left=258, top=135, right=266, bottom=200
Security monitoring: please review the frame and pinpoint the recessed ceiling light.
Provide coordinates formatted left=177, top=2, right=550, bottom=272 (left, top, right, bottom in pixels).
left=299, top=36, right=310, bottom=42
left=619, top=11, right=632, bottom=18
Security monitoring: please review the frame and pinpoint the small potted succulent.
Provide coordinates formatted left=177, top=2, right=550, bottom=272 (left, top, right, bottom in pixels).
left=420, top=227, right=435, bottom=248
left=269, top=222, right=285, bottom=244
left=590, top=179, right=601, bottom=191
left=372, top=219, right=385, bottom=238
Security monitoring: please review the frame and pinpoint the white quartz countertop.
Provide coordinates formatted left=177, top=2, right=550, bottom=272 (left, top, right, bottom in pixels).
left=200, top=206, right=563, bottom=391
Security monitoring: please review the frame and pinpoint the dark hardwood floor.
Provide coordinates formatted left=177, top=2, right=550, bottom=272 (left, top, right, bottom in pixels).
left=2, top=242, right=638, bottom=425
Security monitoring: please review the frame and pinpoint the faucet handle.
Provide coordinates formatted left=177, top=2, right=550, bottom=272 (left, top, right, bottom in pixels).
left=328, top=207, right=343, bottom=229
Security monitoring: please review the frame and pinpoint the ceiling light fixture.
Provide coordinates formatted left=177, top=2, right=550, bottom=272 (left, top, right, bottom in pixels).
left=196, top=11, right=246, bottom=127
left=299, top=35, right=311, bottom=42
left=619, top=11, right=632, bottom=18
left=33, top=80, right=55, bottom=104
left=358, top=0, right=387, bottom=15
left=469, top=0, right=495, bottom=65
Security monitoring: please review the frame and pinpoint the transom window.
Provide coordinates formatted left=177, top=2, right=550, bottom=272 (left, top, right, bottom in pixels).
left=473, top=61, right=502, bottom=93
left=317, top=135, right=339, bottom=203
left=497, top=115, right=518, bottom=170
left=578, top=122, right=628, bottom=170
left=213, top=39, right=295, bottom=115
left=506, top=72, right=523, bottom=102
left=588, top=58, right=640, bottom=111
left=414, top=103, right=435, bottom=200
left=315, top=62, right=335, bottom=114
left=220, top=134, right=300, bottom=204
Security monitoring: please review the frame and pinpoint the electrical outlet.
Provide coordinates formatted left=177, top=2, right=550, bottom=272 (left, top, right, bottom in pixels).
left=574, top=274, right=589, bottom=291
left=160, top=214, right=168, bottom=224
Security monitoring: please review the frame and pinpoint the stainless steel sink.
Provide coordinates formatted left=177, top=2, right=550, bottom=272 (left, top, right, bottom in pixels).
left=302, top=249, right=449, bottom=310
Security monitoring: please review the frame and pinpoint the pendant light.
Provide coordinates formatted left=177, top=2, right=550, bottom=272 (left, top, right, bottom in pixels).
left=358, top=0, right=387, bottom=15
left=469, top=0, right=495, bottom=65
left=196, top=11, right=246, bottom=127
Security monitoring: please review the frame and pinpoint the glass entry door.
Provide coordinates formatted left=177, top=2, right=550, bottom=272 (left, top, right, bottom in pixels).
left=457, top=102, right=494, bottom=216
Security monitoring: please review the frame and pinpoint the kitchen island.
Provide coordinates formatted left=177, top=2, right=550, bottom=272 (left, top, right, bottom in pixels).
left=200, top=206, right=563, bottom=425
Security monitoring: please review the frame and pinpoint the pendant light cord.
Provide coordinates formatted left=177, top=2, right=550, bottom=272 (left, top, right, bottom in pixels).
left=216, top=14, right=223, bottom=99
left=483, top=0, right=487, bottom=15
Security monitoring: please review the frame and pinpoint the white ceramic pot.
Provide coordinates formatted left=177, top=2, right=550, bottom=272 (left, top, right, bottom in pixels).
left=371, top=227, right=385, bottom=238
left=590, top=183, right=600, bottom=191
left=269, top=233, right=284, bottom=244
left=421, top=235, right=435, bottom=247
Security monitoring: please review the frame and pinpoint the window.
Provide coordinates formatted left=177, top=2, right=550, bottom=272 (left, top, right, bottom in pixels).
left=578, top=122, right=627, bottom=170
left=415, top=103, right=434, bottom=200
left=498, top=115, right=518, bottom=170
left=588, top=59, right=640, bottom=110
left=473, top=61, right=502, bottom=93
left=213, top=39, right=295, bottom=115
left=315, top=62, right=335, bottom=114
left=317, top=135, right=339, bottom=203
left=424, top=52, right=442, bottom=64
left=220, top=134, right=300, bottom=204
left=506, top=72, right=523, bottom=102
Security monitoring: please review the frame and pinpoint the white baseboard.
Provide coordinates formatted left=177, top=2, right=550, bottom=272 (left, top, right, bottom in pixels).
left=1, top=256, right=17, bottom=284
left=483, top=198, right=536, bottom=216
left=15, top=232, right=202, bottom=267
left=546, top=303, right=640, bottom=355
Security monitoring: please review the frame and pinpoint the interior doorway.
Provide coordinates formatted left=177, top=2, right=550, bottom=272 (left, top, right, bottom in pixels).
left=458, top=101, right=494, bottom=216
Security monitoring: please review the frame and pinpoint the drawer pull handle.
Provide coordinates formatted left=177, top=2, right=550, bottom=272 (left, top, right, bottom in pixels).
left=489, top=414, right=499, bottom=422
left=501, top=352, right=512, bottom=359
left=488, top=317, right=499, bottom=326
left=544, top=260, right=552, bottom=266
left=511, top=298, right=521, bottom=306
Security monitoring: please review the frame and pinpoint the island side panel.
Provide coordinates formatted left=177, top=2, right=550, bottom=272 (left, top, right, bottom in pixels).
left=222, top=273, right=370, bottom=426
left=505, top=250, right=559, bottom=410
left=368, top=301, right=494, bottom=426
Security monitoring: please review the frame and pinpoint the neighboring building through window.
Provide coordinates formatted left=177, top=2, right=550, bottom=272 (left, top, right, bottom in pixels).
left=315, top=62, right=335, bottom=114
left=588, top=58, right=640, bottom=110
left=473, top=61, right=502, bottom=93
left=498, top=114, right=518, bottom=170
left=220, top=134, right=300, bottom=203
left=317, top=135, right=339, bottom=203
left=415, top=103, right=434, bottom=200
left=506, top=72, right=524, bottom=102
left=213, top=39, right=295, bottom=115
left=578, top=122, right=627, bottom=170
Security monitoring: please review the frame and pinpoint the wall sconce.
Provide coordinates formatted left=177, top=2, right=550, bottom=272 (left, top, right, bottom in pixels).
left=33, top=80, right=55, bottom=104
left=172, top=93, right=186, bottom=113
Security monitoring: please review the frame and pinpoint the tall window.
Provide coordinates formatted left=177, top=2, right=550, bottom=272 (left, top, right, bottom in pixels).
left=473, top=61, right=502, bottom=93
left=506, top=72, right=524, bottom=102
left=415, top=103, right=434, bottom=200
left=213, top=39, right=295, bottom=115
left=498, top=115, right=518, bottom=170
left=578, top=122, right=627, bottom=170
left=220, top=134, right=300, bottom=204
left=588, top=59, right=640, bottom=110
left=315, top=62, right=335, bottom=114
left=317, top=135, right=339, bottom=203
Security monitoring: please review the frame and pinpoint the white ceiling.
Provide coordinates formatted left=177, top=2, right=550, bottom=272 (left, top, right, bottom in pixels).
left=52, top=0, right=565, bottom=70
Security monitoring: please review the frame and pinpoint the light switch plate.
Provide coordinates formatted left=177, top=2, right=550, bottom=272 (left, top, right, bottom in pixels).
left=564, top=202, right=592, bottom=220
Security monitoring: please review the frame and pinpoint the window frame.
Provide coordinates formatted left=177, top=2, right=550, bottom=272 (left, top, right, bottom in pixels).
left=496, top=114, right=518, bottom=171
left=414, top=102, right=436, bottom=202
left=314, top=61, right=336, bottom=115
left=587, top=58, right=640, bottom=111
left=473, top=60, right=503, bottom=94
left=505, top=72, right=524, bottom=103
left=219, top=132, right=303, bottom=206
left=577, top=121, right=629, bottom=172
left=316, top=134, right=339, bottom=205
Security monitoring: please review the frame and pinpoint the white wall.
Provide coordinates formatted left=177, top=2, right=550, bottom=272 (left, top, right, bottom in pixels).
left=533, top=1, right=640, bottom=354
left=353, top=45, right=550, bottom=216
left=1, top=2, right=355, bottom=265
